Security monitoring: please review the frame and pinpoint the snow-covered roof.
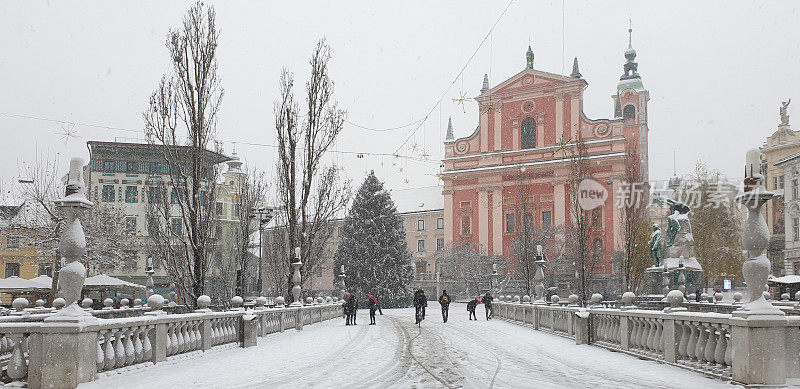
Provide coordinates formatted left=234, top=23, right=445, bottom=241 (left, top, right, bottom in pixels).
left=663, top=257, right=702, bottom=271
left=769, top=275, right=800, bottom=284
left=390, top=185, right=443, bottom=214
left=0, top=276, right=51, bottom=292
left=84, top=274, right=146, bottom=290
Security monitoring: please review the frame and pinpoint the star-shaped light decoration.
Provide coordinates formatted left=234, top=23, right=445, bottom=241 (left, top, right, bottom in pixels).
left=55, top=124, right=79, bottom=146
left=420, top=149, right=430, bottom=160
left=452, top=90, right=469, bottom=113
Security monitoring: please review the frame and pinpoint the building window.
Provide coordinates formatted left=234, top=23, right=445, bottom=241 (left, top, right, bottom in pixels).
left=102, top=185, right=115, bottom=202
left=418, top=220, right=425, bottom=231
left=592, top=238, right=604, bottom=261
left=171, top=217, right=182, bottom=237
left=521, top=117, right=536, bottom=149
left=461, top=216, right=471, bottom=236
left=125, top=186, right=138, bottom=203
left=437, top=238, right=444, bottom=251
left=5, top=263, right=20, bottom=278
left=793, top=179, right=798, bottom=200
left=6, top=236, right=20, bottom=249
left=338, top=227, right=343, bottom=237
left=147, top=186, right=163, bottom=203
left=123, top=250, right=137, bottom=270
left=125, top=162, right=138, bottom=173
left=125, top=216, right=137, bottom=235
left=623, top=104, right=636, bottom=120
left=38, top=263, right=52, bottom=277
left=216, top=202, right=223, bottom=216
left=542, top=211, right=552, bottom=228
left=102, top=160, right=117, bottom=172
left=415, top=260, right=426, bottom=274
left=780, top=175, right=785, bottom=189
left=437, top=218, right=444, bottom=229
left=506, top=213, right=515, bottom=233
left=794, top=217, right=799, bottom=242
left=170, top=188, right=179, bottom=204
left=215, top=225, right=222, bottom=238
left=417, top=239, right=425, bottom=252
left=774, top=177, right=779, bottom=190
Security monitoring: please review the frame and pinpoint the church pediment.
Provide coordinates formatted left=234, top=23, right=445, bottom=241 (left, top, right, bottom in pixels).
left=479, top=69, right=579, bottom=99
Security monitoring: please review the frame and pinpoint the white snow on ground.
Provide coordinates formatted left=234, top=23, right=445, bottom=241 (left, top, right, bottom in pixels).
left=80, top=306, right=735, bottom=389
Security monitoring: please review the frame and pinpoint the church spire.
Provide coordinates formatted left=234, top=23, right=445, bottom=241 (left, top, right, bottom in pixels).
left=525, top=45, right=534, bottom=69
left=570, top=57, right=582, bottom=78
left=620, top=25, right=640, bottom=81
left=481, top=74, right=489, bottom=94
left=445, top=117, right=454, bottom=141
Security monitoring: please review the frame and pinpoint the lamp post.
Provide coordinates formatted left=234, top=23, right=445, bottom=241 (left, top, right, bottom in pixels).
left=145, top=257, right=155, bottom=299
left=290, top=247, right=302, bottom=306
left=533, top=244, right=546, bottom=303
left=249, top=207, right=275, bottom=296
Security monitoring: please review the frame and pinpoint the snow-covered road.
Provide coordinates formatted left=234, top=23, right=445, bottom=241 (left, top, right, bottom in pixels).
left=81, top=306, right=733, bottom=388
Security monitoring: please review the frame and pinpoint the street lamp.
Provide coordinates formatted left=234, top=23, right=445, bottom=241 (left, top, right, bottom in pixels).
left=249, top=207, right=275, bottom=296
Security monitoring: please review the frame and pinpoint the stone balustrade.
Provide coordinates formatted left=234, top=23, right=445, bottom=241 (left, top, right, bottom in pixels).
left=0, top=296, right=340, bottom=388
left=494, top=294, right=800, bottom=385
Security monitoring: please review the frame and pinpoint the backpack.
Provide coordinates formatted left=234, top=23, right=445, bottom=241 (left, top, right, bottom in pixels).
left=442, top=296, right=450, bottom=304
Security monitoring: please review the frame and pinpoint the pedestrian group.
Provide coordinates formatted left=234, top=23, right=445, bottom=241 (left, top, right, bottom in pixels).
left=341, top=289, right=495, bottom=326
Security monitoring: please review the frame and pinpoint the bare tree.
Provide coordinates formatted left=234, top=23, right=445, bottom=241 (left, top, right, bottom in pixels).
left=274, top=38, right=350, bottom=300
left=565, top=137, right=597, bottom=302
left=618, top=147, right=651, bottom=294
left=143, top=2, right=224, bottom=304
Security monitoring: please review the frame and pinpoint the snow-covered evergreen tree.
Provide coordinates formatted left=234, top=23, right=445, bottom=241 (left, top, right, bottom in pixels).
left=334, top=172, right=412, bottom=308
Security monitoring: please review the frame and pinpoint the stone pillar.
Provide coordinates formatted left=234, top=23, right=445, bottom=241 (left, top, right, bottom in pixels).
left=786, top=325, right=800, bottom=378
left=619, top=316, right=630, bottom=351
left=574, top=310, right=590, bottom=345
left=493, top=106, right=502, bottom=151
left=480, top=108, right=489, bottom=152
left=555, top=93, right=564, bottom=144
left=295, top=307, right=303, bottom=331
left=569, top=92, right=580, bottom=141
left=27, top=324, right=99, bottom=389
left=241, top=314, right=258, bottom=348
left=662, top=317, right=678, bottom=362
left=731, top=318, right=787, bottom=385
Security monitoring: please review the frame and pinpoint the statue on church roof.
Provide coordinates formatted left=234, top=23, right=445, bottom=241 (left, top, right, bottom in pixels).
left=781, top=99, right=791, bottom=127
left=526, top=45, right=534, bottom=69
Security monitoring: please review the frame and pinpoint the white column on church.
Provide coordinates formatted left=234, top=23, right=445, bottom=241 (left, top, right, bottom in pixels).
left=555, top=94, right=564, bottom=144
left=480, top=109, right=489, bottom=152
left=570, top=92, right=580, bottom=141
left=444, top=190, right=454, bottom=246
left=494, top=108, right=502, bottom=151
left=492, top=187, right=503, bottom=257
left=478, top=188, right=489, bottom=255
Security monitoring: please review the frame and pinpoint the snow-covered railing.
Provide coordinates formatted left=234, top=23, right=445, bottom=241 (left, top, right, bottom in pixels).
left=0, top=295, right=341, bottom=388
left=494, top=291, right=800, bottom=385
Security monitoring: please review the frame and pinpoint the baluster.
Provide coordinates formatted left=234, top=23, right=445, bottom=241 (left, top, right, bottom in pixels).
left=629, top=318, right=638, bottom=348
left=645, top=318, right=655, bottom=351
left=124, top=328, right=135, bottom=366
left=632, top=317, right=642, bottom=349
left=614, top=317, right=621, bottom=344
left=713, top=324, right=726, bottom=366
left=114, top=329, right=125, bottom=368
left=687, top=322, right=698, bottom=360
left=640, top=318, right=650, bottom=350
left=165, top=324, right=173, bottom=355
left=97, top=333, right=105, bottom=372
left=186, top=322, right=195, bottom=351
left=679, top=321, right=690, bottom=360
left=695, top=323, right=707, bottom=363
left=133, top=328, right=143, bottom=363
left=0, top=335, right=8, bottom=353
left=654, top=320, right=663, bottom=352
left=6, top=333, right=27, bottom=382
left=176, top=322, right=186, bottom=354
left=704, top=324, right=717, bottom=365
left=142, top=327, right=153, bottom=361
left=191, top=322, right=200, bottom=350
left=103, top=330, right=115, bottom=370
left=723, top=326, right=732, bottom=366
left=169, top=324, right=178, bottom=355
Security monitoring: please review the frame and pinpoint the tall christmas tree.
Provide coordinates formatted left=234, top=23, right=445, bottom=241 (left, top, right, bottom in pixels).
left=334, top=171, right=413, bottom=308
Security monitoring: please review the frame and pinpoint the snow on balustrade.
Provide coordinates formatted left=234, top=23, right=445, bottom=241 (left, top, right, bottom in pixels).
left=493, top=294, right=739, bottom=381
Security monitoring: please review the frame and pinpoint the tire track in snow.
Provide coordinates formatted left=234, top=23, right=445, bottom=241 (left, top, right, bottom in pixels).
left=347, top=316, right=413, bottom=388
left=444, top=324, right=503, bottom=388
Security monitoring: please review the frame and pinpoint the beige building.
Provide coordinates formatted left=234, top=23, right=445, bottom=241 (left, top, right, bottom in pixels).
left=86, top=141, right=243, bottom=298
left=762, top=101, right=798, bottom=275
left=776, top=152, right=800, bottom=275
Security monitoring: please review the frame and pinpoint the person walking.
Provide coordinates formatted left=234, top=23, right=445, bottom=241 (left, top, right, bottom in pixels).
left=438, top=290, right=451, bottom=323
left=366, top=294, right=379, bottom=325
left=466, top=298, right=479, bottom=321
left=343, top=294, right=353, bottom=325
left=483, top=291, right=494, bottom=320
left=351, top=296, right=359, bottom=325
left=413, top=289, right=427, bottom=326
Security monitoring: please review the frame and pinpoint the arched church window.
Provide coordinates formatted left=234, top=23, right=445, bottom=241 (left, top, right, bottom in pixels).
left=592, top=238, right=604, bottom=261
left=521, top=117, right=536, bottom=149
left=623, top=104, right=636, bottom=120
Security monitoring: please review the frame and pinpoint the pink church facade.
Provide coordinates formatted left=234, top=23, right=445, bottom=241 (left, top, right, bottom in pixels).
left=441, top=41, right=650, bottom=283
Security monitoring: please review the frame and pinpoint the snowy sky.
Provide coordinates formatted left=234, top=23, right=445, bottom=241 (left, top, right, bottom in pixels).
left=1, top=1, right=799, bottom=204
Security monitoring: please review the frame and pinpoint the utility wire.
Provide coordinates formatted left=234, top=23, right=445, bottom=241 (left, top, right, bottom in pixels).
left=392, top=0, right=515, bottom=155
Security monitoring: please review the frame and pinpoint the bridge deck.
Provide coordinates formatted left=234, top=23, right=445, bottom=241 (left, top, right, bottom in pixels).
left=80, top=306, right=732, bottom=388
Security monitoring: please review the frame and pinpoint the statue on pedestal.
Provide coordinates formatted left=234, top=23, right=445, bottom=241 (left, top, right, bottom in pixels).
left=780, top=99, right=791, bottom=127
left=649, top=224, right=663, bottom=267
